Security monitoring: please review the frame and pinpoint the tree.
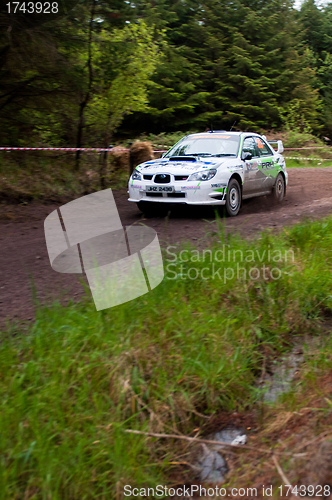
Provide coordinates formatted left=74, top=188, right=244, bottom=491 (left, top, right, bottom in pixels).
left=122, top=0, right=322, bottom=134
left=297, top=0, right=332, bottom=135
left=85, top=20, right=160, bottom=185
left=86, top=21, right=160, bottom=146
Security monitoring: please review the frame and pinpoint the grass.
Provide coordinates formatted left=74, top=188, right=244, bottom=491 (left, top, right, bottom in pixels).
left=120, top=131, right=192, bottom=150
left=0, top=152, right=130, bottom=203
left=225, top=334, right=332, bottom=489
left=285, top=153, right=332, bottom=169
left=1, top=217, right=332, bottom=497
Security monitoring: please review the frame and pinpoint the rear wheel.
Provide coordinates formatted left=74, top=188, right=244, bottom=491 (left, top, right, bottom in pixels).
left=137, top=201, right=169, bottom=217
left=272, top=173, right=285, bottom=203
left=225, top=178, right=241, bottom=216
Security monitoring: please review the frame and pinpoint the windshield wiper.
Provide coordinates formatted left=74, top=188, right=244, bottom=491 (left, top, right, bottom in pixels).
left=214, top=153, right=236, bottom=157
left=190, top=153, right=213, bottom=157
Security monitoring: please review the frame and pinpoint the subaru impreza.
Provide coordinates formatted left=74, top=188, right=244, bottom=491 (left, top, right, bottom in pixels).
left=128, top=131, right=287, bottom=216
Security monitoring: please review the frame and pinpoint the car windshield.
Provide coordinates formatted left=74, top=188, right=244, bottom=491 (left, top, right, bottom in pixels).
left=164, top=134, right=240, bottom=158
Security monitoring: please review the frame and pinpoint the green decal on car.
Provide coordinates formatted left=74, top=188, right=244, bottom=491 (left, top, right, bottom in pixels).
left=194, top=181, right=201, bottom=194
left=256, top=161, right=280, bottom=179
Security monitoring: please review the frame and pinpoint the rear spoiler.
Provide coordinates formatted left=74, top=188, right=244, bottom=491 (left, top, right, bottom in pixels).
left=262, top=136, right=284, bottom=154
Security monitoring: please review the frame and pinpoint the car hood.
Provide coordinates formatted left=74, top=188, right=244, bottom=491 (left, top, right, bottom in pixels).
left=135, top=157, right=227, bottom=174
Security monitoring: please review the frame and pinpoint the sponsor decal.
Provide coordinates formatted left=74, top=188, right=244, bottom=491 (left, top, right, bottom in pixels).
left=261, top=161, right=274, bottom=169
left=211, top=183, right=226, bottom=188
left=132, top=184, right=142, bottom=189
left=194, top=181, right=201, bottom=194
left=191, top=134, right=231, bottom=139
left=180, top=165, right=200, bottom=170
left=180, top=185, right=201, bottom=190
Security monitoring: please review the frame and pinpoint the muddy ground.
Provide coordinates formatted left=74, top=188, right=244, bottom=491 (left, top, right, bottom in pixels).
left=1, top=167, right=332, bottom=327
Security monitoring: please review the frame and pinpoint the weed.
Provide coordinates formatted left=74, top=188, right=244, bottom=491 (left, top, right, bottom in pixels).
left=1, top=217, right=332, bottom=496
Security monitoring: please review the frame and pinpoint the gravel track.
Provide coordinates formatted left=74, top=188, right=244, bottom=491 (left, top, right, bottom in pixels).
left=1, top=167, right=332, bottom=326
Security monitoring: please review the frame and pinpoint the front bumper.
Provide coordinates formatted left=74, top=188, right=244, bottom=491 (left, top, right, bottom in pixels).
left=128, top=181, right=227, bottom=205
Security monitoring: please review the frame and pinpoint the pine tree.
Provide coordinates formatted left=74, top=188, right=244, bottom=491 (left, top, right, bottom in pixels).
left=123, top=0, right=321, bottom=134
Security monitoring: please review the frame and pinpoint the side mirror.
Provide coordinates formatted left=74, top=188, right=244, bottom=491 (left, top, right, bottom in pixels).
left=241, top=151, right=252, bottom=161
left=277, top=140, right=284, bottom=154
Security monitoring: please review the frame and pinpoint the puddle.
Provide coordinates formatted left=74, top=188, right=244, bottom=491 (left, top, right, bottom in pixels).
left=195, top=428, right=246, bottom=483
left=194, top=347, right=304, bottom=483
left=259, top=346, right=304, bottom=403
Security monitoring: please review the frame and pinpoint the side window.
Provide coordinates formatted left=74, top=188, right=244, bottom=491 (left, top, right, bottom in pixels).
left=254, top=137, right=273, bottom=156
left=242, top=137, right=258, bottom=158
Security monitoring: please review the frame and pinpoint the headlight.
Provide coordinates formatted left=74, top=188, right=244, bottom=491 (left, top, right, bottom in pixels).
left=131, top=170, right=142, bottom=181
left=188, top=169, right=217, bottom=181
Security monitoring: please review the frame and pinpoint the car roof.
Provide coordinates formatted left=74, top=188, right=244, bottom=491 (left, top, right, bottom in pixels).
left=187, top=131, right=260, bottom=138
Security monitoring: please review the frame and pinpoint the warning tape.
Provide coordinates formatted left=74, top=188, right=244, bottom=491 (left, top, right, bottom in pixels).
left=285, top=156, right=332, bottom=161
left=0, top=147, right=115, bottom=151
left=284, top=146, right=331, bottom=150
left=0, top=147, right=167, bottom=153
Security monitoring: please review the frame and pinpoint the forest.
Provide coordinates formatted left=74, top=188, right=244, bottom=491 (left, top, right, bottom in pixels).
left=1, top=0, right=332, bottom=151
left=4, top=2, right=332, bottom=496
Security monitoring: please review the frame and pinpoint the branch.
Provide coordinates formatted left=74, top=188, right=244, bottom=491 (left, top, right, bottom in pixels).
left=272, top=455, right=292, bottom=485
left=125, top=429, right=297, bottom=456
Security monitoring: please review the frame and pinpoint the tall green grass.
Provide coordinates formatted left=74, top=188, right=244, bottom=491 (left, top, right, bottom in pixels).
left=0, top=153, right=129, bottom=203
left=285, top=157, right=332, bottom=168
left=1, top=217, right=332, bottom=498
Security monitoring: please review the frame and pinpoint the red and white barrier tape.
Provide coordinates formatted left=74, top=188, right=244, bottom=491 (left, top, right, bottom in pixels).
left=0, top=147, right=121, bottom=152
left=285, top=156, right=332, bottom=161
left=0, top=147, right=167, bottom=153
left=284, top=146, right=331, bottom=150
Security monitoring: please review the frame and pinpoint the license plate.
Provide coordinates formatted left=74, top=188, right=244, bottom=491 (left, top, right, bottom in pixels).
left=146, top=186, right=174, bottom=192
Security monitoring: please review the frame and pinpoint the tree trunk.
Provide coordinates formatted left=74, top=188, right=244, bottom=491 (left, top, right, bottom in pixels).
left=100, top=134, right=111, bottom=189
left=74, top=0, right=96, bottom=171
left=75, top=100, right=86, bottom=170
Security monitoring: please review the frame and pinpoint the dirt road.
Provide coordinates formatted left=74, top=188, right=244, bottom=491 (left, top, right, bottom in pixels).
left=1, top=167, right=332, bottom=326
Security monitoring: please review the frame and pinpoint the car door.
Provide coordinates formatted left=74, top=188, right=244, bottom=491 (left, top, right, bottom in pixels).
left=241, top=136, right=261, bottom=195
left=253, top=137, right=275, bottom=191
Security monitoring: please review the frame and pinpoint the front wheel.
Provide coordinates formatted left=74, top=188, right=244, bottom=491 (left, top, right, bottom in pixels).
left=225, top=178, right=241, bottom=216
left=272, top=173, right=285, bottom=203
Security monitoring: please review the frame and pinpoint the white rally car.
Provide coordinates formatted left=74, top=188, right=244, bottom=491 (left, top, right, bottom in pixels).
left=128, top=131, right=288, bottom=216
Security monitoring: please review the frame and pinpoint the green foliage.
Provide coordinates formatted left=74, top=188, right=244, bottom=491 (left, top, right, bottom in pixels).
left=284, top=131, right=324, bottom=147
left=2, top=0, right=332, bottom=146
left=135, top=131, right=194, bottom=149
left=296, top=0, right=332, bottom=135
left=0, top=153, right=97, bottom=202
left=120, top=0, right=325, bottom=135
left=86, top=21, right=160, bottom=146
left=280, top=100, right=314, bottom=134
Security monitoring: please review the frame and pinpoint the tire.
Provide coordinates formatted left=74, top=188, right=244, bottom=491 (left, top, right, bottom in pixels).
left=137, top=201, right=169, bottom=217
left=272, top=173, right=285, bottom=203
left=225, top=178, right=241, bottom=216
